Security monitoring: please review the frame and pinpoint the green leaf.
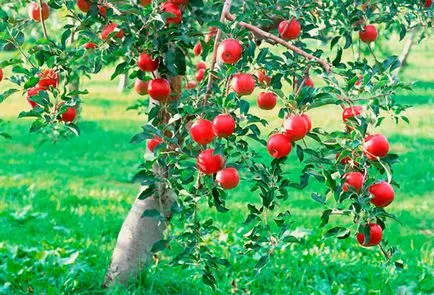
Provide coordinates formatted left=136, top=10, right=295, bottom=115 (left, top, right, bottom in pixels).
left=151, top=239, right=169, bottom=253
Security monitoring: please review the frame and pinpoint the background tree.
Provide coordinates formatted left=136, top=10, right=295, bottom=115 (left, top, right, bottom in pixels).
left=0, top=0, right=432, bottom=290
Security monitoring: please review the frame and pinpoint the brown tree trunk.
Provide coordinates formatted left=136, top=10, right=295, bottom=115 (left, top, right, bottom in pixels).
left=103, top=180, right=175, bottom=286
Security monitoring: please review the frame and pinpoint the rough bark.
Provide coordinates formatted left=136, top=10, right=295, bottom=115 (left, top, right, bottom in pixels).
left=104, top=164, right=176, bottom=287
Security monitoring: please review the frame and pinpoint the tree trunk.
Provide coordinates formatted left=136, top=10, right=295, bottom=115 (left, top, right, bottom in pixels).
left=395, top=29, right=416, bottom=79
left=118, top=73, right=129, bottom=93
left=104, top=171, right=175, bottom=287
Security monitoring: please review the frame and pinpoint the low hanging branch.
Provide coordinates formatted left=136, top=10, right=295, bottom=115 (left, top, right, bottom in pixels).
left=225, top=13, right=332, bottom=73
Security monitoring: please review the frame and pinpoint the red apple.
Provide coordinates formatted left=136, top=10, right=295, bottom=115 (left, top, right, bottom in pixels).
left=363, top=134, right=389, bottom=160
left=60, top=106, right=77, bottom=123
left=342, top=172, right=364, bottom=192
left=212, top=114, right=235, bottom=138
left=160, top=2, right=182, bottom=25
left=336, top=153, right=351, bottom=164
left=342, top=106, right=363, bottom=122
left=257, top=92, right=277, bottom=110
left=135, top=79, right=150, bottom=95
left=256, top=69, right=271, bottom=85
left=267, top=133, right=292, bottom=159
left=283, top=115, right=309, bottom=141
left=278, top=19, right=301, bottom=40
left=28, top=1, right=50, bottom=22
left=0, top=68, right=3, bottom=82
left=304, top=77, right=314, bottom=88
left=359, top=25, right=378, bottom=43
left=190, top=119, right=215, bottom=145
left=26, top=86, right=45, bottom=108
left=148, top=78, right=171, bottom=102
left=98, top=5, right=107, bottom=17
left=300, top=113, right=312, bottom=132
left=84, top=42, right=97, bottom=49
left=216, top=167, right=240, bottom=189
left=38, top=69, right=59, bottom=89
left=197, top=149, right=224, bottom=175
left=77, top=0, right=91, bottom=13
left=232, top=73, right=255, bottom=96
left=369, top=182, right=395, bottom=208
left=140, top=0, right=152, bottom=6
left=138, top=52, right=159, bottom=72
left=196, top=61, right=206, bottom=71
left=195, top=69, right=205, bottom=82
left=217, top=38, right=243, bottom=64
left=185, top=80, right=197, bottom=89
left=101, top=23, right=124, bottom=40
left=147, top=135, right=163, bottom=152
left=193, top=42, right=202, bottom=56
left=424, top=0, right=433, bottom=8
left=357, top=223, right=383, bottom=247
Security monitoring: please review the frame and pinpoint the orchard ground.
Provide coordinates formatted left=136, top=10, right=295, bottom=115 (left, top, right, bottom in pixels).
left=0, top=39, right=433, bottom=294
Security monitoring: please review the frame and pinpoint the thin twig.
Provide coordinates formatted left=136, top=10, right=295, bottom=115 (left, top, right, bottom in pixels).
left=39, top=0, right=49, bottom=39
left=225, top=13, right=332, bottom=73
left=204, top=0, right=233, bottom=105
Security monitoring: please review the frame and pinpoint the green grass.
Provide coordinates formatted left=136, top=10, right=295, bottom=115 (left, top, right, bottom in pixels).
left=1, top=39, right=434, bottom=294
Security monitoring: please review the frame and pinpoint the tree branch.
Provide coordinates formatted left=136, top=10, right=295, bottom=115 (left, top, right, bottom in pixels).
left=204, top=0, right=232, bottom=105
left=39, top=0, right=49, bottom=39
left=225, top=13, right=332, bottom=73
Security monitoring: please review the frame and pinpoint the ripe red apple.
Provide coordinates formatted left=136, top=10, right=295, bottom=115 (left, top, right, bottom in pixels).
left=424, top=0, right=433, bottom=8
left=283, top=115, right=309, bottom=141
left=98, top=5, right=107, bottom=17
left=267, top=133, right=292, bottom=159
left=185, top=80, right=197, bottom=89
left=278, top=19, right=301, bottom=40
left=135, top=79, right=150, bottom=95
left=212, top=114, right=235, bottom=138
left=28, top=1, right=50, bottom=22
left=195, top=69, right=205, bottom=82
left=300, top=113, right=312, bottom=132
left=190, top=119, right=215, bottom=145
left=197, top=149, right=224, bottom=175
left=84, top=42, right=97, bottom=49
left=342, top=106, right=363, bottom=122
left=193, top=42, right=202, bottom=56
left=359, top=25, right=378, bottom=43
left=216, top=167, right=240, bottom=190
left=101, top=23, right=124, bottom=40
left=148, top=78, right=171, bottom=102
left=369, top=182, right=395, bottom=208
left=0, top=68, right=3, bottom=82
left=363, top=134, right=389, bottom=160
left=256, top=69, right=271, bottom=85
left=37, top=69, right=59, bottom=89
left=60, top=106, right=77, bottom=123
left=232, top=73, right=255, bottom=96
left=196, top=61, right=206, bottom=71
left=26, top=86, right=45, bottom=108
left=342, top=172, right=364, bottom=192
left=138, top=52, right=159, bottom=72
left=160, top=2, right=182, bottom=25
left=140, top=0, right=152, bottom=6
left=77, top=0, right=91, bottom=13
left=304, top=77, right=314, bottom=88
left=336, top=153, right=351, bottom=164
left=217, top=38, right=243, bottom=64
left=257, top=92, right=277, bottom=110
left=357, top=223, right=383, bottom=247
left=147, top=135, right=163, bottom=152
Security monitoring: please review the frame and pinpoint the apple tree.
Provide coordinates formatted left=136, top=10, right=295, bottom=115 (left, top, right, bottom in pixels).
left=0, top=0, right=432, bottom=289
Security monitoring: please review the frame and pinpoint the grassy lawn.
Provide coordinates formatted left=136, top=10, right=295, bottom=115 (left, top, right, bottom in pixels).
left=0, top=39, right=433, bottom=294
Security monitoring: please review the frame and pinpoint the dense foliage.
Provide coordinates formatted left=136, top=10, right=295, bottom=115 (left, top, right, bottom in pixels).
left=0, top=0, right=432, bottom=289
